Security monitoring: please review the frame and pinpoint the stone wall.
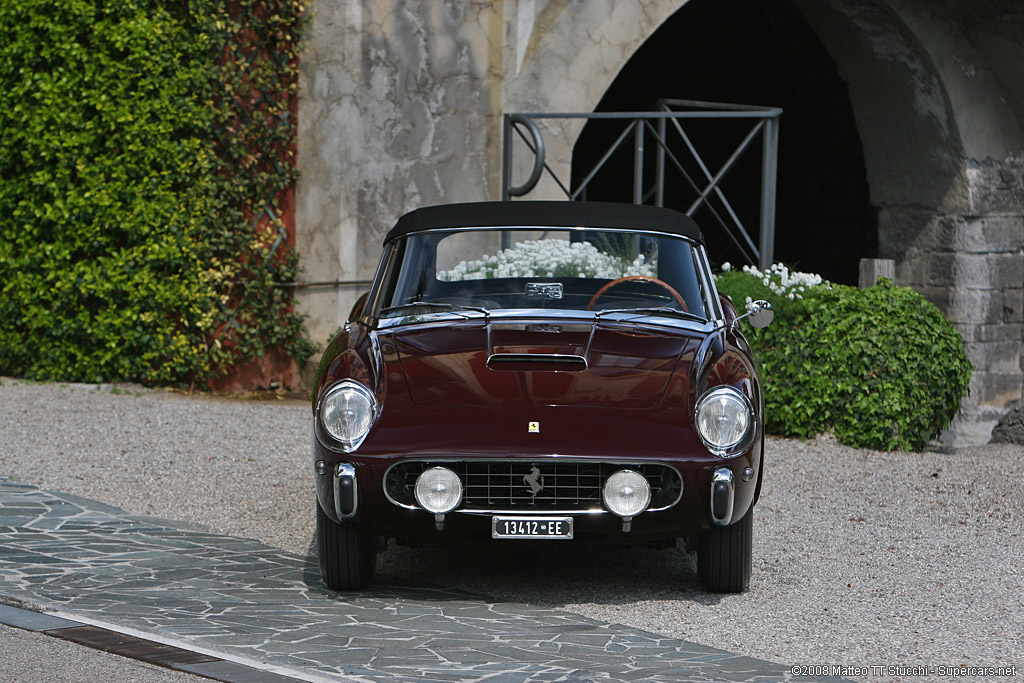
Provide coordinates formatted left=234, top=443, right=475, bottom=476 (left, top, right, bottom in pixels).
left=900, top=0, right=1024, bottom=443
left=891, top=161, right=1024, bottom=444
left=837, top=0, right=1024, bottom=444
left=296, top=1, right=499, bottom=343
left=296, top=0, right=686, bottom=343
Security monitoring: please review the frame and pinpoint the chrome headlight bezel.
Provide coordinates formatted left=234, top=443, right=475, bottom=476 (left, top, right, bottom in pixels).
left=694, top=386, right=756, bottom=458
left=317, top=380, right=379, bottom=453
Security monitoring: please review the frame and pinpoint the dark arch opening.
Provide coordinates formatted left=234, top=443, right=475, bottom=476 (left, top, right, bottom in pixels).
left=571, top=0, right=874, bottom=284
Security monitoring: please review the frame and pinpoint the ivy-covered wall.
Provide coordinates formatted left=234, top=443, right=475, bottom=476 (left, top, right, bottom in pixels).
left=0, top=0, right=311, bottom=387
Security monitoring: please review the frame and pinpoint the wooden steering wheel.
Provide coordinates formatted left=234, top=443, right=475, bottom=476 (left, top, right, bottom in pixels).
left=586, top=275, right=688, bottom=311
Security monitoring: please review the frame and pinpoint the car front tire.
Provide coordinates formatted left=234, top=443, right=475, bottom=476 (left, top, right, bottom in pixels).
left=696, top=508, right=753, bottom=593
left=315, top=502, right=376, bottom=591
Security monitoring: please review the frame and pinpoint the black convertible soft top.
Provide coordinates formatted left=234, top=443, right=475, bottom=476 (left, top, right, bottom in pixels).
left=386, top=201, right=703, bottom=243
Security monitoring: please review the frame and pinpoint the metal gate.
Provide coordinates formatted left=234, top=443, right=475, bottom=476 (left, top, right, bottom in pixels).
left=501, top=99, right=781, bottom=269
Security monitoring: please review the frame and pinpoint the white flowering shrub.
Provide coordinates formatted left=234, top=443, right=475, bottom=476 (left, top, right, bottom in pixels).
left=439, top=239, right=656, bottom=282
left=720, top=262, right=826, bottom=302
left=715, top=264, right=971, bottom=451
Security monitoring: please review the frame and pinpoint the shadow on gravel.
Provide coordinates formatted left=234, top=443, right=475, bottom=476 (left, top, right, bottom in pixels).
left=301, top=533, right=726, bottom=607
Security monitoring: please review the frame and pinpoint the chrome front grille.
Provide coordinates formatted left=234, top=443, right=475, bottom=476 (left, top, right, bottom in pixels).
left=385, top=461, right=682, bottom=512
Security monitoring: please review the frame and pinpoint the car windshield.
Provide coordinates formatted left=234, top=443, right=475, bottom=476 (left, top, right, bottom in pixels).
left=371, top=227, right=710, bottom=321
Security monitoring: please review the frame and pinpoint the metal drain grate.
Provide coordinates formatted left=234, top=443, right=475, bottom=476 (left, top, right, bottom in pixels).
left=50, top=625, right=216, bottom=667
left=0, top=603, right=306, bottom=683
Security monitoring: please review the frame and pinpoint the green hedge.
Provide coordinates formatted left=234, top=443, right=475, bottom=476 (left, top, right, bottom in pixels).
left=0, top=0, right=312, bottom=385
left=716, top=266, right=972, bottom=451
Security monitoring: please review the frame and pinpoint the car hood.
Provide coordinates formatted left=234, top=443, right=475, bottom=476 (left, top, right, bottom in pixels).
left=389, top=318, right=701, bottom=409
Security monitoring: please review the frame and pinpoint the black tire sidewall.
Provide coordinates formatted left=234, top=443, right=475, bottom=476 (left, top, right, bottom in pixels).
left=696, top=509, right=753, bottom=593
left=315, top=502, right=375, bottom=590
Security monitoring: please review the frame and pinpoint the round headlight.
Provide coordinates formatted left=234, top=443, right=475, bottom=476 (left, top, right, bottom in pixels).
left=414, top=467, right=463, bottom=514
left=603, top=470, right=652, bottom=518
left=695, top=386, right=754, bottom=457
left=319, top=381, right=377, bottom=452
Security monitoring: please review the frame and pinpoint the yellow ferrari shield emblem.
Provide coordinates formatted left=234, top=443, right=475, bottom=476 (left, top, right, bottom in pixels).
left=528, top=421, right=540, bottom=433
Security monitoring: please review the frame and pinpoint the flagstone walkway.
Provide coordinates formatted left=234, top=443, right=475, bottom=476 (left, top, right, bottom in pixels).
left=0, top=478, right=843, bottom=682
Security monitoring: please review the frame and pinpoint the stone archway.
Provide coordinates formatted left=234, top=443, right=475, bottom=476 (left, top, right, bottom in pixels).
left=790, top=0, right=1024, bottom=443
left=570, top=0, right=875, bottom=284
left=510, top=0, right=973, bottom=286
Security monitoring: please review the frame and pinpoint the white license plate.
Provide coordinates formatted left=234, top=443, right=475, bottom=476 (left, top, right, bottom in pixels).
left=491, top=516, right=573, bottom=540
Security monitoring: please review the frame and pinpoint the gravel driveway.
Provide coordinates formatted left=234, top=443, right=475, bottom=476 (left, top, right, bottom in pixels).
left=0, top=379, right=1020, bottom=680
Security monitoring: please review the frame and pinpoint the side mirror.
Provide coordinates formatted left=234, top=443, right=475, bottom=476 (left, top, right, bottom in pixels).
left=731, top=299, right=773, bottom=331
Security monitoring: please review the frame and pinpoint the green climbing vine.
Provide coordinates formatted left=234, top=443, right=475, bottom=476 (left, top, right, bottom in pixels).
left=0, top=0, right=313, bottom=386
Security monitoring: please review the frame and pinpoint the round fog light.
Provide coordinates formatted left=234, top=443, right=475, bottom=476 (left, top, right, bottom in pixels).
left=603, top=470, right=652, bottom=518
left=414, top=467, right=463, bottom=514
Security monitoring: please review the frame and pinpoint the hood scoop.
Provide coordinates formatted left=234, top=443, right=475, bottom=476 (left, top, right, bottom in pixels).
left=485, top=322, right=592, bottom=373
left=486, top=353, right=588, bottom=372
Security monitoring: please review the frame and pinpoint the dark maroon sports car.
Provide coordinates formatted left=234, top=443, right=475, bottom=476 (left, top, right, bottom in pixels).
left=312, top=201, right=772, bottom=592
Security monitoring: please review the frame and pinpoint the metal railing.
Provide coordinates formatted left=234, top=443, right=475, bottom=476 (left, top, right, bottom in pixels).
left=501, top=99, right=781, bottom=269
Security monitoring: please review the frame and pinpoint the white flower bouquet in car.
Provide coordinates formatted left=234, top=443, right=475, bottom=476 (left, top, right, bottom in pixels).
left=439, top=238, right=657, bottom=281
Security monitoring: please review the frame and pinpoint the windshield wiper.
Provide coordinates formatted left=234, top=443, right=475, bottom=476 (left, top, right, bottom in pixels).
left=380, top=302, right=489, bottom=317
left=596, top=307, right=703, bottom=322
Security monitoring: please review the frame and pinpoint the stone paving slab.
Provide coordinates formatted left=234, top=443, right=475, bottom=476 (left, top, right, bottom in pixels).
left=0, top=478, right=846, bottom=682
